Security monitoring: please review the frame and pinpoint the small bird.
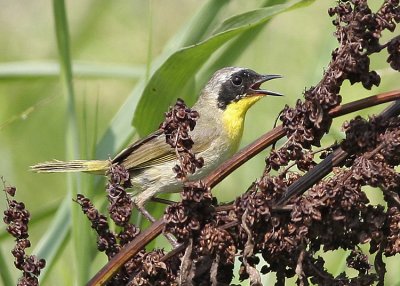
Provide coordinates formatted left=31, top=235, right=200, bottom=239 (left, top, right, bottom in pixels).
left=32, top=67, right=282, bottom=218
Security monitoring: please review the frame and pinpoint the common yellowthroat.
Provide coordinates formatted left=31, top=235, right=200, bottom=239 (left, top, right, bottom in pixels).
left=32, top=67, right=282, bottom=215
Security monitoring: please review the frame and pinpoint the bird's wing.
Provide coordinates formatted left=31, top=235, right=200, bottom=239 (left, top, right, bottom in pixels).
left=112, top=130, right=163, bottom=164
left=112, top=129, right=211, bottom=170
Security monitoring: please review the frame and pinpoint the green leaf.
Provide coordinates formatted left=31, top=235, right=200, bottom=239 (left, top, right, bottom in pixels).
left=133, top=0, right=314, bottom=136
left=170, top=0, right=230, bottom=48
left=95, top=0, right=230, bottom=158
left=212, top=0, right=313, bottom=34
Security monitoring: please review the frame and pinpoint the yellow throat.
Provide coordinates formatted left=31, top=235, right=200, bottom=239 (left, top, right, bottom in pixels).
left=222, top=96, right=263, bottom=151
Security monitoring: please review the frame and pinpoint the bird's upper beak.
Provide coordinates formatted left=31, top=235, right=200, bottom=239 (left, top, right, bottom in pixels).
left=247, top=74, right=283, bottom=97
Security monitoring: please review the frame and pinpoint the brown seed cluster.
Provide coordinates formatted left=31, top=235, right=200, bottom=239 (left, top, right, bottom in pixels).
left=106, top=164, right=134, bottom=226
left=128, top=249, right=180, bottom=286
left=256, top=115, right=400, bottom=283
left=387, top=36, right=400, bottom=70
left=2, top=182, right=46, bottom=286
left=229, top=116, right=400, bottom=284
left=198, top=224, right=236, bottom=265
left=231, top=0, right=400, bottom=284
left=347, top=250, right=371, bottom=275
left=75, top=164, right=139, bottom=260
left=76, top=164, right=181, bottom=285
left=160, top=98, right=204, bottom=179
left=275, top=0, right=400, bottom=175
left=164, top=181, right=215, bottom=242
left=386, top=206, right=400, bottom=255
left=235, top=176, right=303, bottom=280
left=75, top=194, right=121, bottom=259
left=165, top=186, right=236, bottom=285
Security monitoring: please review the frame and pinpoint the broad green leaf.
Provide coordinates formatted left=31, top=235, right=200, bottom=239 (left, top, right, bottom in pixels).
left=133, top=0, right=314, bottom=136
left=213, top=0, right=314, bottom=34
left=170, top=0, right=230, bottom=48
left=95, top=0, right=230, bottom=158
left=196, top=24, right=266, bottom=91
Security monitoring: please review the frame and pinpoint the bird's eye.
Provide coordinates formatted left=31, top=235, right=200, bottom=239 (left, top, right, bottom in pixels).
left=231, top=76, right=242, bottom=86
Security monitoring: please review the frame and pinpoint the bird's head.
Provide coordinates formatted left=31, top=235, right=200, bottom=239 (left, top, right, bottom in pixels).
left=198, top=67, right=282, bottom=117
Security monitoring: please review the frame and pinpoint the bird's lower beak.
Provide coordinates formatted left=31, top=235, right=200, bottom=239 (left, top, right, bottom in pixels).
left=247, top=74, right=283, bottom=97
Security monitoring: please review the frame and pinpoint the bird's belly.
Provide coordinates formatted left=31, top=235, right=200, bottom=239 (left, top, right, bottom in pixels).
left=130, top=164, right=183, bottom=194
left=130, top=140, right=235, bottom=195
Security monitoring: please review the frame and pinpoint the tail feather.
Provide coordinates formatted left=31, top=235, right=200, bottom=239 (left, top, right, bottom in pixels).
left=30, top=160, right=110, bottom=174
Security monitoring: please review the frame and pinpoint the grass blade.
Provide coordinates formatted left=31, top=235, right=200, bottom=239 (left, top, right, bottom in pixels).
left=52, top=0, right=88, bottom=284
left=34, top=198, right=71, bottom=282
left=0, top=61, right=144, bottom=80
left=0, top=247, right=14, bottom=286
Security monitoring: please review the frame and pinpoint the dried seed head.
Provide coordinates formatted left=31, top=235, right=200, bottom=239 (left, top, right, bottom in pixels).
left=161, top=98, right=203, bottom=179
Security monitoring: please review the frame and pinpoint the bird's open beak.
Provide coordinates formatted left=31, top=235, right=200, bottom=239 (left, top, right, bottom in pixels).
left=247, top=74, right=283, bottom=97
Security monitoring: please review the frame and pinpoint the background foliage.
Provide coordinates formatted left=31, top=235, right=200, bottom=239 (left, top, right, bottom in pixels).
left=0, top=0, right=398, bottom=285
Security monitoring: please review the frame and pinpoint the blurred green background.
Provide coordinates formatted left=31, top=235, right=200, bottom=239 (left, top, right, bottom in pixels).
left=0, top=0, right=399, bottom=285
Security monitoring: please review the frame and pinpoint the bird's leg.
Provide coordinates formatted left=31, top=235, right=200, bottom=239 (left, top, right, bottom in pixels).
left=150, top=197, right=175, bottom=205
left=135, top=203, right=156, bottom=223
left=133, top=194, right=180, bottom=248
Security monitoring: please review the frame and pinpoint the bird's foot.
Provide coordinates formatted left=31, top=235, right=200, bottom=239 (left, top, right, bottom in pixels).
left=133, top=200, right=180, bottom=249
